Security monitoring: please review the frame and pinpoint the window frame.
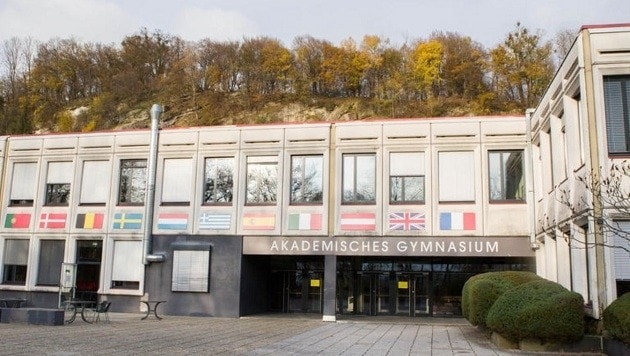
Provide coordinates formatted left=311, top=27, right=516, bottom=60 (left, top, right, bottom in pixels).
left=603, top=74, right=630, bottom=155
left=202, top=157, right=234, bottom=206
left=389, top=152, right=425, bottom=204
left=488, top=150, right=525, bottom=203
left=117, top=159, right=147, bottom=206
left=109, top=240, right=143, bottom=291
left=171, top=248, right=211, bottom=293
left=79, top=160, right=110, bottom=206
left=438, top=151, right=475, bottom=203
left=36, top=239, right=65, bottom=287
left=245, top=155, right=278, bottom=206
left=2, top=239, right=29, bottom=286
left=290, top=154, right=324, bottom=205
left=9, top=162, right=37, bottom=207
left=342, top=153, right=376, bottom=205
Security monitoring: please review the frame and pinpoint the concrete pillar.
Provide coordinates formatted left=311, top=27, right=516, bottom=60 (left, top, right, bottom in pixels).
left=323, top=254, right=336, bottom=322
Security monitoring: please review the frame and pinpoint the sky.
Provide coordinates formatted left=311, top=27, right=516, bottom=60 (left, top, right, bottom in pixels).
left=0, top=0, right=629, bottom=49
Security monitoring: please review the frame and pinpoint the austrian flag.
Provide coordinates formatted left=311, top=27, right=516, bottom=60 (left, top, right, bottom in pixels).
left=340, top=212, right=376, bottom=231
left=39, top=213, right=67, bottom=229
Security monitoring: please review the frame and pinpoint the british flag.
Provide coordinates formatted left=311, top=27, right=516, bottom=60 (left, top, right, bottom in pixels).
left=388, top=212, right=425, bottom=231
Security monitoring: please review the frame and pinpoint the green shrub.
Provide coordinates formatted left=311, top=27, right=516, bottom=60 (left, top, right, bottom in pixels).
left=486, top=279, right=585, bottom=343
left=461, top=271, right=541, bottom=327
left=603, top=292, right=630, bottom=344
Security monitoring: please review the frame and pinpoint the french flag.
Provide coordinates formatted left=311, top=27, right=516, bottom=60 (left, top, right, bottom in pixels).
left=440, top=212, right=475, bottom=231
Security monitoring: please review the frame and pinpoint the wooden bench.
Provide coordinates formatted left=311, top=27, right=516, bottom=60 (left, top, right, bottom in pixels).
left=0, top=307, right=64, bottom=326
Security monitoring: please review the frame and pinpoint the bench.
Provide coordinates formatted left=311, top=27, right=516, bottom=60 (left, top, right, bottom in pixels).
left=0, top=307, right=64, bottom=326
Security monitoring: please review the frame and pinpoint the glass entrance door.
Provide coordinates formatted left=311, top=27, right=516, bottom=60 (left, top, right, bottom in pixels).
left=396, top=273, right=430, bottom=316
left=271, top=270, right=323, bottom=313
left=74, top=240, right=102, bottom=302
left=358, top=273, right=391, bottom=315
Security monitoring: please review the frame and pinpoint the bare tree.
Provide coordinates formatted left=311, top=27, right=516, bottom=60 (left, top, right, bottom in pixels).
left=558, top=161, right=630, bottom=253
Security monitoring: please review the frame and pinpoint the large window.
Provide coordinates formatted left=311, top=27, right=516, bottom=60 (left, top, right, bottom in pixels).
left=172, top=249, right=210, bottom=292
left=80, top=160, right=110, bottom=205
left=488, top=150, right=525, bottom=202
left=438, top=151, right=475, bottom=202
left=342, top=153, right=375, bottom=204
left=290, top=155, right=323, bottom=204
left=118, top=159, right=147, bottom=205
left=45, top=161, right=73, bottom=206
left=9, top=162, right=37, bottom=206
left=37, top=240, right=65, bottom=286
left=110, top=240, right=143, bottom=290
left=604, top=75, right=630, bottom=154
left=390, top=152, right=425, bottom=204
left=246, top=156, right=278, bottom=205
left=203, top=157, right=234, bottom=204
left=2, top=239, right=29, bottom=285
left=161, top=158, right=193, bottom=205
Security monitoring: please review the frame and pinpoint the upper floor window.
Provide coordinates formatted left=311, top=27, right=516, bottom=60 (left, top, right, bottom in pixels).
left=604, top=75, right=630, bottom=154
left=246, top=156, right=278, bottom=205
left=438, top=151, right=475, bottom=202
left=488, top=150, right=525, bottom=202
left=118, top=159, right=146, bottom=205
left=161, top=158, right=193, bottom=206
left=342, top=153, right=375, bottom=204
left=203, top=157, right=234, bottom=205
left=389, top=152, right=425, bottom=204
left=290, top=155, right=323, bottom=204
left=9, top=162, right=36, bottom=207
left=80, top=160, right=110, bottom=206
left=45, top=161, right=73, bottom=206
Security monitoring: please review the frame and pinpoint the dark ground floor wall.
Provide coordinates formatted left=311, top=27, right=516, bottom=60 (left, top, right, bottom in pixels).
left=144, top=234, right=243, bottom=317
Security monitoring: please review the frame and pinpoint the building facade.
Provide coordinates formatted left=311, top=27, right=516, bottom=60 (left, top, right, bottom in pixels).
left=529, top=23, right=630, bottom=319
left=0, top=116, right=535, bottom=319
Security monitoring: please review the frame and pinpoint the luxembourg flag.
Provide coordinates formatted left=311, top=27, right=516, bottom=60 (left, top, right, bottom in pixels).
left=157, top=213, right=188, bottom=230
left=439, top=212, right=476, bottom=231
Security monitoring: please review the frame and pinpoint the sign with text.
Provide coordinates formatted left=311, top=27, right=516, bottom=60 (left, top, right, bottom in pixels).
left=243, top=236, right=534, bottom=257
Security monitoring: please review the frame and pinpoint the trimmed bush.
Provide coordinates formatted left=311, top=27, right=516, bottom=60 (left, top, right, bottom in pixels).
left=461, top=271, right=541, bottom=327
left=603, top=292, right=630, bottom=344
left=486, top=279, right=585, bottom=343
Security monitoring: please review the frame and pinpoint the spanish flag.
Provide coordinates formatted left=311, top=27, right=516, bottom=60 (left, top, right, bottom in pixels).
left=242, top=213, right=275, bottom=230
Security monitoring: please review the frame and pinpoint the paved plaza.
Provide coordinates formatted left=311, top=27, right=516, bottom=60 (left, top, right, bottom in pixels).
left=0, top=313, right=602, bottom=355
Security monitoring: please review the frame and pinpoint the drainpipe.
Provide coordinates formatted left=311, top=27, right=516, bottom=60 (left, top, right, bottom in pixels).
left=143, top=104, right=166, bottom=264
left=525, top=108, right=539, bottom=251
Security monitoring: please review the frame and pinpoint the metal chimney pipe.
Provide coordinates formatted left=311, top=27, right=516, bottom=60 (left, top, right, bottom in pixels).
left=143, top=104, right=165, bottom=264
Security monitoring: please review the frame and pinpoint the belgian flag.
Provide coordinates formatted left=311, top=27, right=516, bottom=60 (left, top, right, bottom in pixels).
left=76, top=213, right=104, bottom=229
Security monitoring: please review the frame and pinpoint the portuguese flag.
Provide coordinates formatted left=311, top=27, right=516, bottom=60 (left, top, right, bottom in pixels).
left=4, top=213, right=31, bottom=228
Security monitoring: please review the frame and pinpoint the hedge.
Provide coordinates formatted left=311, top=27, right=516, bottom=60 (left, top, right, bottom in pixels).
left=486, top=279, right=585, bottom=343
left=603, top=292, right=630, bottom=344
left=461, top=271, right=541, bottom=327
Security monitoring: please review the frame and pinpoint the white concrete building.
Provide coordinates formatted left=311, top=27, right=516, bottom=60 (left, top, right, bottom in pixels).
left=529, top=23, right=630, bottom=319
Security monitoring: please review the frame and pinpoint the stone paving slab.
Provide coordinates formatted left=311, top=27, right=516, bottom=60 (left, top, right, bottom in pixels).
left=0, top=313, right=604, bottom=355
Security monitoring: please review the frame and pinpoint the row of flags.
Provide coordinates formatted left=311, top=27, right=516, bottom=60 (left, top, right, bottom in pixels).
left=3, top=211, right=476, bottom=231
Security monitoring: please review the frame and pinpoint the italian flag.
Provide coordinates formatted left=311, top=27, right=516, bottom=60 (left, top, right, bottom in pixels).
left=288, top=213, right=322, bottom=230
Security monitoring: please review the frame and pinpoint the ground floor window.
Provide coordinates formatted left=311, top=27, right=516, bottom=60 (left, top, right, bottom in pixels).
left=172, top=249, right=211, bottom=292
left=37, top=239, right=65, bottom=286
left=111, top=240, right=143, bottom=290
left=2, top=239, right=29, bottom=285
